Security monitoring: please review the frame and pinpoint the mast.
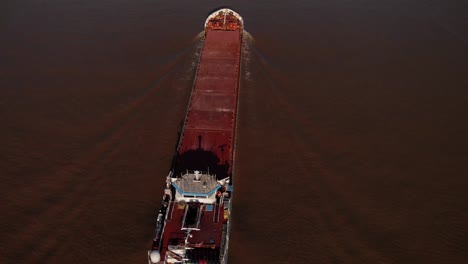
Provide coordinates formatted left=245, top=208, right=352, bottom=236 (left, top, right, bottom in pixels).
left=223, top=12, right=227, bottom=27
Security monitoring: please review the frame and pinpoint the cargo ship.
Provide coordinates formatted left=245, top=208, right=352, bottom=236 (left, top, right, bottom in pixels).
left=148, top=8, right=243, bottom=264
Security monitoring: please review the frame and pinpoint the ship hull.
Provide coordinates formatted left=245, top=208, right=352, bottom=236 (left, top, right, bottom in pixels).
left=149, top=8, right=243, bottom=264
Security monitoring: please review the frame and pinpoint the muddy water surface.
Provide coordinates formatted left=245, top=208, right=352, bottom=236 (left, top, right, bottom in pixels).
left=1, top=0, right=468, bottom=263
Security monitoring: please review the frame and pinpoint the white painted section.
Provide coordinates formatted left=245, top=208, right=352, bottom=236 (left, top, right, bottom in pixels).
left=149, top=250, right=160, bottom=263
left=175, top=191, right=217, bottom=204
left=204, top=8, right=244, bottom=28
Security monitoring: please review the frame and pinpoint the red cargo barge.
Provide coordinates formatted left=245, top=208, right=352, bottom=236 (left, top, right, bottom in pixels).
left=148, top=8, right=243, bottom=264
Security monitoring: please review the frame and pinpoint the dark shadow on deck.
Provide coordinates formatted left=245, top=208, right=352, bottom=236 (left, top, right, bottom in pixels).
left=174, top=149, right=229, bottom=180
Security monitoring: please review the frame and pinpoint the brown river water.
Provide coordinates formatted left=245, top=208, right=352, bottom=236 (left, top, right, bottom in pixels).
left=1, top=0, right=467, bottom=263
